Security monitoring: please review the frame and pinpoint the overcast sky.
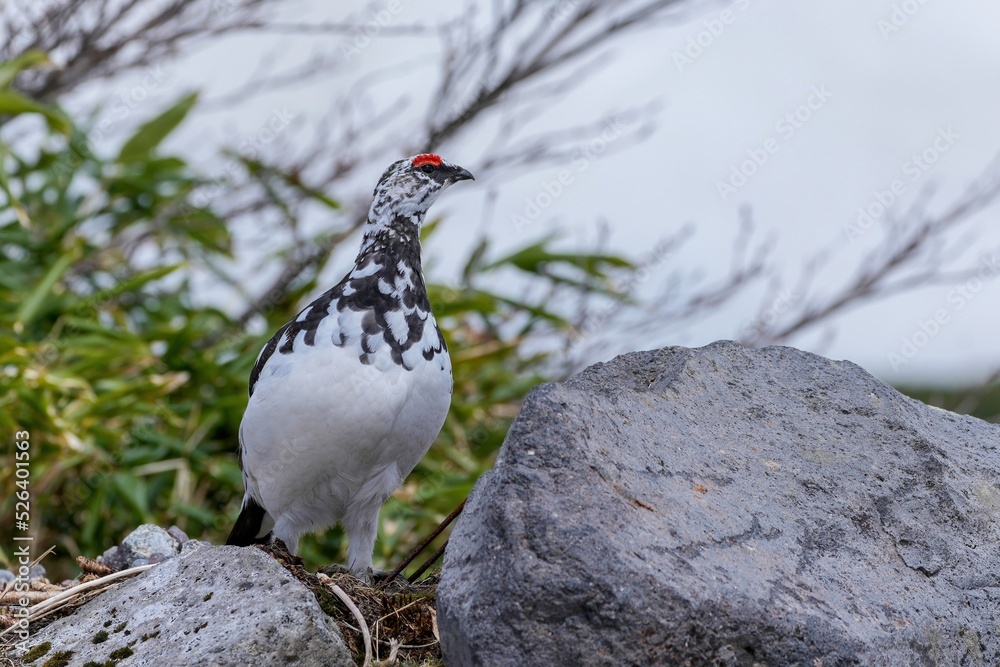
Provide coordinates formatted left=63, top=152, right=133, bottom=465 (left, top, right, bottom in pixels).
left=80, top=0, right=1000, bottom=386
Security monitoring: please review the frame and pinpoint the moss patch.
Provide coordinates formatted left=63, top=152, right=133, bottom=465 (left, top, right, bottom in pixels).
left=22, top=642, right=52, bottom=663
left=41, top=651, right=73, bottom=667
left=108, top=646, right=134, bottom=660
left=92, top=629, right=109, bottom=644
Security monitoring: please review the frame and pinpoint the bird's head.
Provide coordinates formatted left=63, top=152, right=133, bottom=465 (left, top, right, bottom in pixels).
left=369, top=154, right=475, bottom=222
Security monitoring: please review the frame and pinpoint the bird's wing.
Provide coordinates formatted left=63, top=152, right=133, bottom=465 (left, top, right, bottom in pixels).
left=248, top=282, right=346, bottom=397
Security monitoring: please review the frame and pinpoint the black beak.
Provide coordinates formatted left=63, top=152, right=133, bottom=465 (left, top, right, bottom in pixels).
left=449, top=166, right=475, bottom=182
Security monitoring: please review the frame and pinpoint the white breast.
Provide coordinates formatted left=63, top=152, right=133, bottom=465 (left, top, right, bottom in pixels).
left=238, top=321, right=452, bottom=525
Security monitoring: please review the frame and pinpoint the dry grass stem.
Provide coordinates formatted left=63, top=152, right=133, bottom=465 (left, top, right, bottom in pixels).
left=374, top=638, right=400, bottom=666
left=328, top=582, right=373, bottom=667
left=0, top=563, right=155, bottom=643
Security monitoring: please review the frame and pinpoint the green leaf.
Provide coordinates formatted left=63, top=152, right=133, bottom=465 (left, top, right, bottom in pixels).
left=117, top=92, right=198, bottom=163
left=461, top=236, right=489, bottom=283
left=0, top=50, right=49, bottom=89
left=0, top=143, right=29, bottom=225
left=111, top=472, right=150, bottom=516
left=0, top=90, right=71, bottom=133
left=236, top=154, right=340, bottom=210
left=494, top=295, right=569, bottom=325
left=483, top=238, right=634, bottom=276
left=81, top=264, right=184, bottom=307
left=421, top=217, right=443, bottom=241
left=15, top=248, right=78, bottom=330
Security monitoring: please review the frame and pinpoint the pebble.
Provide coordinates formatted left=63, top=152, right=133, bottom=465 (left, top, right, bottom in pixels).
left=0, top=566, right=48, bottom=582
left=167, top=525, right=190, bottom=544
left=98, top=545, right=129, bottom=571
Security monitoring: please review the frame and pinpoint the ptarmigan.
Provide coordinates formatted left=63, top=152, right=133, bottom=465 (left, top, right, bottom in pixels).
left=227, top=154, right=473, bottom=577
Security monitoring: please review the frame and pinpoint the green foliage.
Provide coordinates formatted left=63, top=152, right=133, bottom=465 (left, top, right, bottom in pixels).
left=898, top=385, right=1000, bottom=424
left=116, top=92, right=198, bottom=164
left=0, top=52, right=70, bottom=134
left=0, top=58, right=632, bottom=579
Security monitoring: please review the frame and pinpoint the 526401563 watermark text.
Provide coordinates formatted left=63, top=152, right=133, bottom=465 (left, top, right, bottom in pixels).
left=7, top=430, right=33, bottom=650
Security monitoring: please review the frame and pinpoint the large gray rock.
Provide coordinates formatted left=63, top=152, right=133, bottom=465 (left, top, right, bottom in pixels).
left=438, top=342, right=1000, bottom=666
left=20, top=545, right=352, bottom=667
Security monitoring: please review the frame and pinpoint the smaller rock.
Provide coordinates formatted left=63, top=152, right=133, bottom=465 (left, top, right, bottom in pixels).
left=28, top=564, right=45, bottom=581
left=120, top=524, right=180, bottom=563
left=91, top=526, right=209, bottom=577
left=167, top=525, right=190, bottom=544
left=98, top=545, right=128, bottom=571
left=0, top=570, right=14, bottom=584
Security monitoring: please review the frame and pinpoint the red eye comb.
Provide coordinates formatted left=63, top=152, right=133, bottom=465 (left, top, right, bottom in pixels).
left=412, top=154, right=443, bottom=167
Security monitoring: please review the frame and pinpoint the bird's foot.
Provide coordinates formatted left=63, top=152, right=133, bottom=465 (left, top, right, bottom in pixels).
left=317, top=563, right=390, bottom=585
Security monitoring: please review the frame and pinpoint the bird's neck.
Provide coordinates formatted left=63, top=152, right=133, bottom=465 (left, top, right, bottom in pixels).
left=353, top=208, right=424, bottom=275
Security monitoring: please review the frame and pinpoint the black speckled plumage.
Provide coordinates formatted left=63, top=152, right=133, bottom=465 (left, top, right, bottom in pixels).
left=248, top=216, right=446, bottom=396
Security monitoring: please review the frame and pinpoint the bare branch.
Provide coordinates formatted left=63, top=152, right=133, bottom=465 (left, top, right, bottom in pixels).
left=742, top=162, right=1000, bottom=347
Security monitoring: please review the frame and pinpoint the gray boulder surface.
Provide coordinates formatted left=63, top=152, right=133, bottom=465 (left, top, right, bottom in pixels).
left=438, top=342, right=1000, bottom=667
left=20, top=545, right=353, bottom=667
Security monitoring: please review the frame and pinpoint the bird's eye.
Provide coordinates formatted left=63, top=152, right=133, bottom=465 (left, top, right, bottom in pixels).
left=420, top=164, right=435, bottom=174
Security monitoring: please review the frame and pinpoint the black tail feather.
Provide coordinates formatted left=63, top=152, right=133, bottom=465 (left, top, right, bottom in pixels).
left=226, top=497, right=271, bottom=547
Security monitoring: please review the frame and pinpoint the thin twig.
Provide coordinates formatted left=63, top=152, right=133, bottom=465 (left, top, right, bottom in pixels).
left=374, top=638, right=400, bottom=666
left=329, top=583, right=373, bottom=667
left=407, top=540, right=449, bottom=583
left=377, top=499, right=465, bottom=589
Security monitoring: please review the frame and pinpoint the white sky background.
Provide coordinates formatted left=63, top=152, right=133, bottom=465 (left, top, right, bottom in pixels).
left=70, top=0, right=1000, bottom=386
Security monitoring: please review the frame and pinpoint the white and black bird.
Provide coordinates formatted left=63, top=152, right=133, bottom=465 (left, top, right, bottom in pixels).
left=227, top=154, right=473, bottom=577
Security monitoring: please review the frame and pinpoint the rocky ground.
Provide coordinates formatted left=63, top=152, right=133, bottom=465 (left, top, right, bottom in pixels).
left=2, top=526, right=443, bottom=666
